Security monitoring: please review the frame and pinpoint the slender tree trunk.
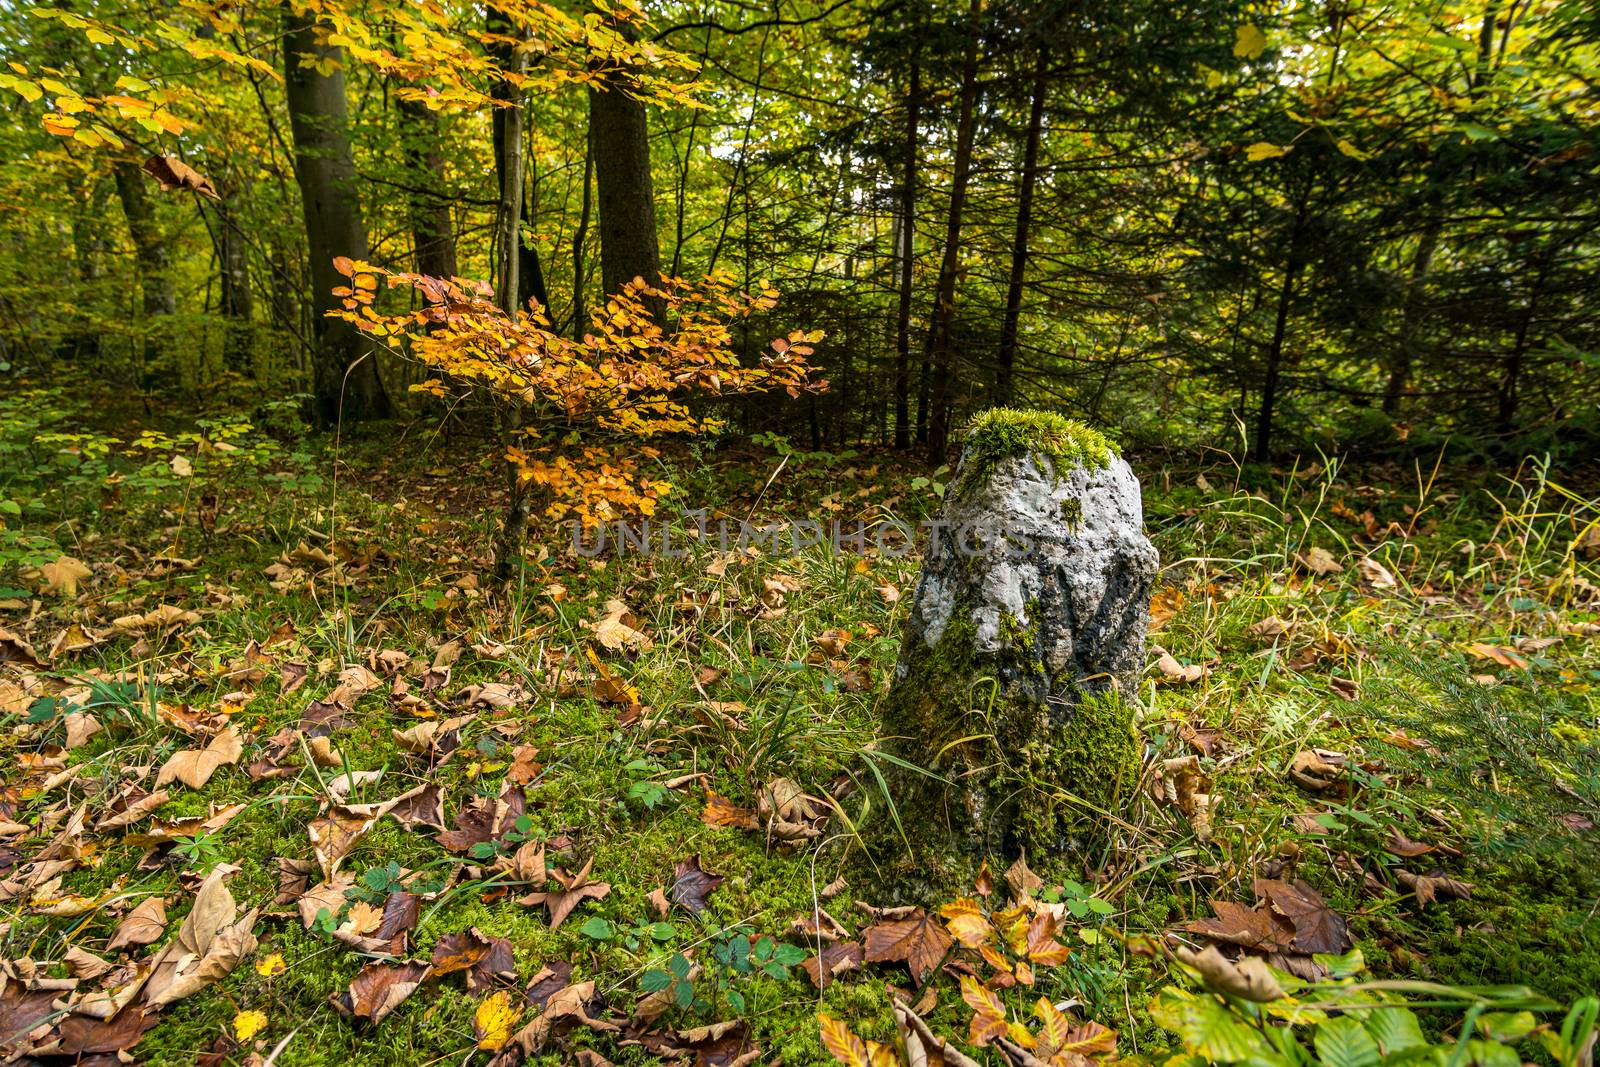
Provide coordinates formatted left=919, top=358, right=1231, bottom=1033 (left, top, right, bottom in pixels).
left=925, top=0, right=983, bottom=463
left=894, top=59, right=920, bottom=450
left=1255, top=242, right=1304, bottom=462
left=113, top=160, right=176, bottom=369
left=216, top=189, right=255, bottom=375
left=283, top=6, right=392, bottom=425
left=995, top=45, right=1047, bottom=408
left=487, top=4, right=534, bottom=583
left=588, top=21, right=663, bottom=320
left=487, top=4, right=526, bottom=314
left=1381, top=220, right=1439, bottom=414
left=572, top=122, right=594, bottom=341
left=1496, top=259, right=1548, bottom=436
left=396, top=98, right=458, bottom=279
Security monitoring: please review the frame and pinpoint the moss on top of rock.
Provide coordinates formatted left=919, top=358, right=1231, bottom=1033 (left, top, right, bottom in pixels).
left=963, top=408, right=1117, bottom=472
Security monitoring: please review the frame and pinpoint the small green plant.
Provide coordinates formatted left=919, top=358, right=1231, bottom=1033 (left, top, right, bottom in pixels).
left=623, top=759, right=671, bottom=811
left=639, top=929, right=807, bottom=1017
left=171, top=832, right=227, bottom=868
left=1153, top=947, right=1600, bottom=1067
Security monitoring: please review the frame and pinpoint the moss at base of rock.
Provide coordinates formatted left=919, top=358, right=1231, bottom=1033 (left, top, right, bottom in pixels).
left=878, top=608, right=1140, bottom=865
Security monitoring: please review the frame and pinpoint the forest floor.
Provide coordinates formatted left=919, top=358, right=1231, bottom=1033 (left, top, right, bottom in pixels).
left=1, top=384, right=1598, bottom=1066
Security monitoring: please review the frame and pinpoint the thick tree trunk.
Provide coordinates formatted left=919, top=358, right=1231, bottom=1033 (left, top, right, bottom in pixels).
left=283, top=6, right=392, bottom=425
left=396, top=98, right=458, bottom=280
left=894, top=59, right=920, bottom=451
left=588, top=28, right=663, bottom=320
left=995, top=46, right=1047, bottom=408
left=925, top=0, right=983, bottom=463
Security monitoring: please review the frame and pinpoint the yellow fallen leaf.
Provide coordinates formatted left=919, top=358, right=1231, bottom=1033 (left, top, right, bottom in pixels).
left=474, top=989, right=520, bottom=1051
left=254, top=953, right=287, bottom=977
left=233, top=1009, right=267, bottom=1041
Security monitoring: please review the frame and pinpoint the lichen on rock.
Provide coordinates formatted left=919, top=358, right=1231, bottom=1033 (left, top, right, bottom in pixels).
left=880, top=409, right=1157, bottom=861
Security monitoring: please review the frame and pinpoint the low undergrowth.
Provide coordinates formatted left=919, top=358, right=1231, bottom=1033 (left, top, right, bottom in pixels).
left=1, top=391, right=1597, bottom=1065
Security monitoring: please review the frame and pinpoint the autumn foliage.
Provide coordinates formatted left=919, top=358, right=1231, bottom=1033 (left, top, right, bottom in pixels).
left=331, top=259, right=825, bottom=527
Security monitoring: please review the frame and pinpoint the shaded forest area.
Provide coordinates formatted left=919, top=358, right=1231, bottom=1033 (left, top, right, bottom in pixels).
left=2, top=0, right=1597, bottom=463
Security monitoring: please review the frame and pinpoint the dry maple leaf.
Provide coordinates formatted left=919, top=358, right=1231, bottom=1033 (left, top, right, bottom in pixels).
left=593, top=598, right=652, bottom=652
left=670, top=854, right=723, bottom=915
left=519, top=856, right=612, bottom=929
left=333, top=960, right=431, bottom=1023
left=1394, top=868, right=1473, bottom=907
left=153, top=726, right=243, bottom=793
left=863, top=908, right=952, bottom=985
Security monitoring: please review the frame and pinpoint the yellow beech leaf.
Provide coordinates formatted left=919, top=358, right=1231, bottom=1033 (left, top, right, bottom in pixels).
left=1246, top=141, right=1289, bottom=161
left=474, top=990, right=519, bottom=1051
left=1234, top=22, right=1267, bottom=58
left=233, top=1009, right=267, bottom=1041
left=254, top=953, right=286, bottom=977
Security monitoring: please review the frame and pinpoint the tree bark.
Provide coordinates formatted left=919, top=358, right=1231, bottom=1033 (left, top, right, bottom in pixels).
left=894, top=59, right=920, bottom=451
left=588, top=23, right=663, bottom=320
left=283, top=6, right=392, bottom=425
left=572, top=122, right=594, bottom=340
left=396, top=98, right=458, bottom=279
left=113, top=160, right=176, bottom=320
left=1381, top=220, right=1439, bottom=414
left=1254, top=230, right=1305, bottom=462
left=925, top=0, right=983, bottom=463
left=995, top=44, right=1047, bottom=408
left=216, top=189, right=255, bottom=374
left=487, top=4, right=526, bottom=314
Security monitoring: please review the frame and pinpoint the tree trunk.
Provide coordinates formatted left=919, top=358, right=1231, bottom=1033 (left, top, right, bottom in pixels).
left=589, top=26, right=663, bottom=320
left=1381, top=220, right=1439, bottom=414
left=283, top=6, right=392, bottom=425
left=925, top=0, right=983, bottom=463
left=1254, top=242, right=1303, bottom=462
left=995, top=45, right=1047, bottom=408
left=396, top=97, right=458, bottom=279
left=487, top=4, right=526, bottom=314
left=1496, top=258, right=1548, bottom=436
left=216, top=189, right=255, bottom=375
left=113, top=160, right=176, bottom=319
left=894, top=59, right=920, bottom=451
left=572, top=122, right=594, bottom=340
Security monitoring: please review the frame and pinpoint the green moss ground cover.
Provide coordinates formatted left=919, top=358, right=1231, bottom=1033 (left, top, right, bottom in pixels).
left=1, top=392, right=1597, bottom=1064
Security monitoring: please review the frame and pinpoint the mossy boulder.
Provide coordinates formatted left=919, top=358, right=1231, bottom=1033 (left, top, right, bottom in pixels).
left=880, top=409, right=1157, bottom=863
